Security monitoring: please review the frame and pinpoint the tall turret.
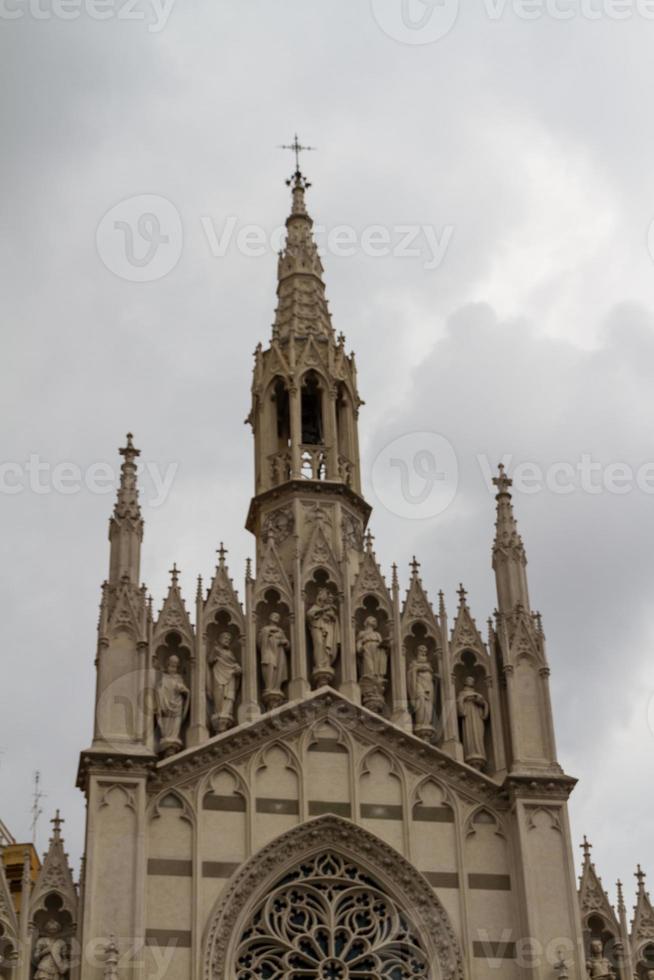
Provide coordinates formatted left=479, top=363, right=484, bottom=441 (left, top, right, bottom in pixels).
left=245, top=168, right=372, bottom=703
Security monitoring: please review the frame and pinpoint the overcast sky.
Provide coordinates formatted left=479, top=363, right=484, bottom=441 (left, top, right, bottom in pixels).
left=2, top=0, right=654, bottom=918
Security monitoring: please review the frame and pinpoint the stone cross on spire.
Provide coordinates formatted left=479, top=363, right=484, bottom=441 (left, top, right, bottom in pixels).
left=279, top=133, right=316, bottom=176
left=636, top=864, right=647, bottom=895
left=580, top=835, right=593, bottom=865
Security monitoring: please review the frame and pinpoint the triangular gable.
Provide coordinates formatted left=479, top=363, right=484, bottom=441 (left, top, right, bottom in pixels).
left=302, top=520, right=340, bottom=584
left=352, top=547, right=392, bottom=614
left=632, top=882, right=654, bottom=946
left=205, top=556, right=245, bottom=631
left=30, top=815, right=78, bottom=921
left=267, top=339, right=292, bottom=381
left=450, top=602, right=487, bottom=661
left=107, top=577, right=143, bottom=639
left=154, top=581, right=194, bottom=647
left=254, top=538, right=293, bottom=607
left=401, top=573, right=439, bottom=638
left=149, top=688, right=511, bottom=810
left=297, top=335, right=327, bottom=376
left=578, top=857, right=619, bottom=933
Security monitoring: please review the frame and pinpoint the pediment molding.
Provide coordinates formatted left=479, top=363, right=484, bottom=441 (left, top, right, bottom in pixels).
left=148, top=689, right=509, bottom=809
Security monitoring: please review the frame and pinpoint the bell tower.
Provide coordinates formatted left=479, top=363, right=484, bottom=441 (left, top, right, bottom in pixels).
left=245, top=166, right=372, bottom=704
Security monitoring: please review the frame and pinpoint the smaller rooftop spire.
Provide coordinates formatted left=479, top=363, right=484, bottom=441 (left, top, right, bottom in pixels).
left=410, top=556, right=420, bottom=578
left=636, top=864, right=647, bottom=895
left=217, top=542, right=227, bottom=566
left=114, top=432, right=141, bottom=521
left=50, top=810, right=63, bottom=842
left=457, top=583, right=468, bottom=606
left=169, top=563, right=180, bottom=587
left=364, top=530, right=375, bottom=554
left=617, top=879, right=626, bottom=913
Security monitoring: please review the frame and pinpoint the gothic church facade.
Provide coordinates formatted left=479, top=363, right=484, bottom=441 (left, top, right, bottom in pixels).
left=2, top=170, right=653, bottom=980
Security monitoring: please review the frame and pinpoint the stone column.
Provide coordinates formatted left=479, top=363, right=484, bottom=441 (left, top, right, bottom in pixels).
left=288, top=544, right=309, bottom=700
left=239, top=566, right=261, bottom=723
left=325, top=384, right=339, bottom=480
left=187, top=579, right=207, bottom=746
left=289, top=384, right=301, bottom=478
left=391, top=568, right=411, bottom=730
left=439, top=593, right=463, bottom=761
left=338, top=558, right=360, bottom=703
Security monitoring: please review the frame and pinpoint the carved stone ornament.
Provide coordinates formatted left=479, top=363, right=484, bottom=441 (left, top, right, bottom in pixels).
left=341, top=510, right=363, bottom=551
left=262, top=507, right=294, bottom=546
left=204, top=815, right=464, bottom=980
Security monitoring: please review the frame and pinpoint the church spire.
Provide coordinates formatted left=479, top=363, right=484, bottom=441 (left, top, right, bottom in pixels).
left=492, top=463, right=530, bottom=615
left=108, top=432, right=143, bottom=587
left=272, top=161, right=334, bottom=343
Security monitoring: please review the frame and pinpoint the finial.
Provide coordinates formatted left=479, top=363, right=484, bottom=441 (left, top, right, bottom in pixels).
left=364, top=530, right=374, bottom=553
left=636, top=865, right=647, bottom=893
left=196, top=575, right=203, bottom=602
left=279, top=133, right=316, bottom=177
left=391, top=563, right=399, bottom=589
left=617, top=879, right=626, bottom=912
left=169, top=563, right=180, bottom=586
left=217, top=542, right=227, bottom=566
left=51, top=810, right=63, bottom=840
left=492, top=462, right=512, bottom=496
left=119, top=432, right=140, bottom=459
left=581, top=836, right=593, bottom=863
left=245, top=557, right=253, bottom=583
left=410, top=556, right=420, bottom=578
left=457, top=583, right=468, bottom=606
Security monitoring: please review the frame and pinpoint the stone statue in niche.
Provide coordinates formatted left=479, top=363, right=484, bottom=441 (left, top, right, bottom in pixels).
left=33, top=921, right=69, bottom=980
left=356, top=616, right=387, bottom=713
left=207, top=631, right=241, bottom=733
left=407, top=645, right=436, bottom=739
left=258, top=612, right=289, bottom=709
left=585, top=940, right=615, bottom=979
left=457, top=676, right=489, bottom=771
left=307, top=587, right=340, bottom=686
left=155, top=654, right=190, bottom=756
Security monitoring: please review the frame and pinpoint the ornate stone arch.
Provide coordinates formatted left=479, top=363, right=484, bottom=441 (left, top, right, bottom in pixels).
left=203, top=815, right=463, bottom=980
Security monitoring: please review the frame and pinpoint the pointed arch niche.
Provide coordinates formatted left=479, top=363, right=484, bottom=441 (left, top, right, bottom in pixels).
left=203, top=816, right=463, bottom=980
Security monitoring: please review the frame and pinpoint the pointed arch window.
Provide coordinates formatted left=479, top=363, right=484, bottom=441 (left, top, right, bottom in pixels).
left=233, top=851, right=432, bottom=978
left=301, top=372, right=324, bottom=446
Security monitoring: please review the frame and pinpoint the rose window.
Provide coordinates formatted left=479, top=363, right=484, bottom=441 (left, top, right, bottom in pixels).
left=234, top=852, right=431, bottom=979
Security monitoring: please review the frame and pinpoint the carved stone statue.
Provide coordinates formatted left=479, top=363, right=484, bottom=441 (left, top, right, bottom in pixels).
left=155, top=654, right=190, bottom=756
left=258, top=612, right=289, bottom=708
left=586, top=940, right=615, bottom=979
left=356, top=615, right=387, bottom=713
left=457, top=676, right=488, bottom=771
left=33, top=921, right=69, bottom=980
left=207, top=631, right=241, bottom=733
left=307, top=587, right=340, bottom=685
left=407, top=645, right=436, bottom=739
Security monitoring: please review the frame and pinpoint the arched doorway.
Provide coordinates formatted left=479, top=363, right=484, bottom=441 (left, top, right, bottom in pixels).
left=204, top=815, right=463, bottom=980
